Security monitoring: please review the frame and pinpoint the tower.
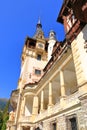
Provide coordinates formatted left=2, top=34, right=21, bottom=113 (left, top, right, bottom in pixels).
left=18, top=19, right=48, bottom=89
left=48, top=30, right=56, bottom=61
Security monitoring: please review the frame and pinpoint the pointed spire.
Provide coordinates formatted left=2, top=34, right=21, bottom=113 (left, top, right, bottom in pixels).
left=33, top=17, right=44, bottom=39
left=38, top=17, right=41, bottom=24
left=37, top=17, right=42, bottom=28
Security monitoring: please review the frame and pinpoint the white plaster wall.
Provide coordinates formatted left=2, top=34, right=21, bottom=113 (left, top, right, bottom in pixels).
left=48, top=39, right=56, bottom=61
left=19, top=55, right=47, bottom=85
left=25, top=106, right=31, bottom=116
left=25, top=98, right=33, bottom=116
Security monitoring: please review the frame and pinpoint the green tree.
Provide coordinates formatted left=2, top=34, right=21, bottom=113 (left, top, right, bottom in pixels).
left=0, top=110, right=3, bottom=129
left=1, top=100, right=10, bottom=130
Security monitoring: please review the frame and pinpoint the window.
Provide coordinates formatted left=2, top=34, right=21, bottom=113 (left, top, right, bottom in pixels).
left=29, top=41, right=36, bottom=48
left=53, top=123, right=56, bottom=130
left=35, top=127, right=40, bottom=130
left=37, top=54, right=41, bottom=61
left=69, top=118, right=77, bottom=130
left=67, top=117, right=77, bottom=130
left=35, top=69, right=41, bottom=75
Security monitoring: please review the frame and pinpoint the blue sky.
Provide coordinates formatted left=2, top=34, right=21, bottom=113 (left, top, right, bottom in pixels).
left=0, top=0, right=65, bottom=99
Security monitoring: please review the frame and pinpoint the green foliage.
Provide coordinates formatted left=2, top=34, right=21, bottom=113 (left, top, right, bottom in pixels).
left=0, top=111, right=3, bottom=129
left=1, top=123, right=6, bottom=130
left=1, top=100, right=10, bottom=130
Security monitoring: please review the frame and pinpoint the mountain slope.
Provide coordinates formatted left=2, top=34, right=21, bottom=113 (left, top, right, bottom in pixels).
left=0, top=98, right=8, bottom=111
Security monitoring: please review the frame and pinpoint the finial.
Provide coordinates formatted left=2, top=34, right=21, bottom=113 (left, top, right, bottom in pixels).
left=37, top=16, right=42, bottom=28
left=38, top=16, right=41, bottom=25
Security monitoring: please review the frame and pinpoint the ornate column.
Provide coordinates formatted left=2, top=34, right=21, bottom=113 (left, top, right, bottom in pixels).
left=48, top=81, right=53, bottom=108
left=60, top=70, right=66, bottom=96
left=40, top=90, right=44, bottom=113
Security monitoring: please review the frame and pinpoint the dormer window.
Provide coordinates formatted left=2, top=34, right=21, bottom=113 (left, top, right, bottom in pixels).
left=37, top=54, right=41, bottom=61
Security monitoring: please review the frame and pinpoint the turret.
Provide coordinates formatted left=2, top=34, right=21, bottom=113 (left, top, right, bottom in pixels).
left=48, top=30, right=57, bottom=61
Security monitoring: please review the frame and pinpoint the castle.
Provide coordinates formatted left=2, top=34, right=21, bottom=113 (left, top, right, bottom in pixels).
left=7, top=0, right=87, bottom=130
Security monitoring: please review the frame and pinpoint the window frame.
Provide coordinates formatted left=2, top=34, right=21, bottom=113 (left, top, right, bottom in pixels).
left=37, top=54, right=42, bottom=61
left=35, top=69, right=41, bottom=75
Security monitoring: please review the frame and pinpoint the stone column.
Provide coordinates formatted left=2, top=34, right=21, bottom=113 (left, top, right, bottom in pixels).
left=78, top=94, right=87, bottom=129
left=16, top=125, right=23, bottom=130
left=30, top=127, right=34, bottom=130
left=22, top=96, right=26, bottom=115
left=40, top=90, right=44, bottom=113
left=60, top=70, right=66, bottom=96
left=60, top=70, right=66, bottom=106
left=19, top=126, right=23, bottom=130
left=32, top=96, right=39, bottom=115
left=48, top=81, right=53, bottom=108
left=56, top=116, right=67, bottom=130
left=10, top=125, right=16, bottom=130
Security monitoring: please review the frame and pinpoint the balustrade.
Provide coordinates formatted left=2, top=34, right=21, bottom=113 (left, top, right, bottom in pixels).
left=19, top=115, right=31, bottom=122
left=35, top=91, right=80, bottom=122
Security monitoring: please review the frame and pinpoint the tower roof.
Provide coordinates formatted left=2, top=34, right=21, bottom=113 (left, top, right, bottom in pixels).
left=33, top=18, right=44, bottom=39
left=36, top=17, right=42, bottom=28
left=37, top=17, right=41, bottom=25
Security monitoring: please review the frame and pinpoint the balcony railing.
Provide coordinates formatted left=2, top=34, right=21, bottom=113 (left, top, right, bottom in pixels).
left=35, top=91, right=80, bottom=122
left=18, top=91, right=80, bottom=123
left=66, top=91, right=80, bottom=106
left=35, top=102, right=61, bottom=121
left=19, top=115, right=31, bottom=122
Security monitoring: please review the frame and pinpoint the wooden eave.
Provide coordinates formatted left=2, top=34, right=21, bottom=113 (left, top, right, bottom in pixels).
left=43, top=41, right=67, bottom=73
left=57, top=0, right=70, bottom=24
left=66, top=20, right=86, bottom=43
left=72, top=0, right=87, bottom=23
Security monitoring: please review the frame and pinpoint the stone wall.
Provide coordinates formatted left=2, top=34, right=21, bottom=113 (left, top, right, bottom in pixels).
left=78, top=94, right=87, bottom=130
